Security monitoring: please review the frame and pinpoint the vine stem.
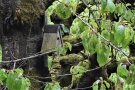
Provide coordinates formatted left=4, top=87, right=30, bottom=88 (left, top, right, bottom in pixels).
left=0, top=50, right=56, bottom=63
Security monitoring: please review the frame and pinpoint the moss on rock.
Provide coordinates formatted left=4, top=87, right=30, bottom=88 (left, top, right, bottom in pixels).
left=15, top=0, right=45, bottom=22
left=59, top=54, right=84, bottom=65
left=63, top=36, right=80, bottom=44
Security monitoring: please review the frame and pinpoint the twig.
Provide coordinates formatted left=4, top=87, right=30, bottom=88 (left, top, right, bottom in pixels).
left=0, top=43, right=81, bottom=64
left=13, top=62, right=16, bottom=70
left=24, top=60, right=112, bottom=80
left=0, top=50, right=56, bottom=63
left=28, top=77, right=47, bottom=84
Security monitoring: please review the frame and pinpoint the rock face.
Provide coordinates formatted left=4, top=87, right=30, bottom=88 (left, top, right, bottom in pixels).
left=0, top=0, right=54, bottom=90
left=2, top=0, right=45, bottom=23
left=0, top=0, right=46, bottom=67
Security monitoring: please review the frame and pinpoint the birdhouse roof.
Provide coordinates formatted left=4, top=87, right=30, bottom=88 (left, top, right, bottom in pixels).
left=44, top=24, right=61, bottom=33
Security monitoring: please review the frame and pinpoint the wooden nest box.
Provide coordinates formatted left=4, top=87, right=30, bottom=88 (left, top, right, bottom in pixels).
left=41, top=25, right=63, bottom=53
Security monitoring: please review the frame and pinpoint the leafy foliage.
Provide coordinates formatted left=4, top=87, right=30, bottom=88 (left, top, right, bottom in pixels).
left=0, top=69, right=30, bottom=90
left=44, top=82, right=61, bottom=90
left=70, top=60, right=89, bottom=84
left=92, top=77, right=110, bottom=90
left=97, top=42, right=110, bottom=66
left=55, top=3, right=72, bottom=19
left=1, top=0, right=135, bottom=90
left=44, top=0, right=135, bottom=89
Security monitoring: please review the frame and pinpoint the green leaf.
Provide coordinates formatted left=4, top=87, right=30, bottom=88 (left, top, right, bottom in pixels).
left=64, top=42, right=72, bottom=51
left=64, top=0, right=79, bottom=13
left=44, top=83, right=52, bottom=90
left=21, top=78, right=30, bottom=90
left=0, top=69, right=7, bottom=85
left=55, top=3, right=72, bottom=19
left=13, top=78, right=30, bottom=90
left=70, top=22, right=80, bottom=35
left=115, top=4, right=126, bottom=16
left=6, top=69, right=30, bottom=90
left=15, top=68, right=23, bottom=77
left=114, top=24, right=125, bottom=44
left=6, top=73, right=17, bottom=90
left=122, top=27, right=131, bottom=48
left=100, top=83, right=106, bottom=90
left=70, top=62, right=88, bottom=82
left=101, top=0, right=107, bottom=12
left=89, top=18, right=98, bottom=30
left=123, top=84, right=130, bottom=90
left=110, top=31, right=115, bottom=44
left=44, top=82, right=61, bottom=90
left=121, top=47, right=130, bottom=56
left=53, top=82, right=61, bottom=90
left=60, top=24, right=69, bottom=33
left=101, top=30, right=110, bottom=40
left=70, top=65, right=86, bottom=76
left=81, top=30, right=90, bottom=53
left=79, top=22, right=89, bottom=33
left=97, top=42, right=110, bottom=67
left=48, top=56, right=53, bottom=70
left=106, top=0, right=116, bottom=13
left=126, top=65, right=135, bottom=84
left=123, top=11, right=133, bottom=22
left=109, top=73, right=118, bottom=84
left=101, top=0, right=116, bottom=13
left=117, top=63, right=128, bottom=78
left=104, top=80, right=110, bottom=88
left=56, top=47, right=67, bottom=55
left=129, top=64, right=135, bottom=72
left=79, top=60, right=90, bottom=69
left=88, top=34, right=98, bottom=55
left=92, top=80, right=100, bottom=90
left=130, top=84, right=135, bottom=90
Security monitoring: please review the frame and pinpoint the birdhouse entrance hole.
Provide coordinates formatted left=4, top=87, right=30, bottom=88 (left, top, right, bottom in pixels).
left=41, top=25, right=63, bottom=53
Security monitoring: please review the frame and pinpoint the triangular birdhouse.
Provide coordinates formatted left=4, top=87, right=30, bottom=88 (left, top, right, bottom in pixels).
left=41, top=24, right=63, bottom=53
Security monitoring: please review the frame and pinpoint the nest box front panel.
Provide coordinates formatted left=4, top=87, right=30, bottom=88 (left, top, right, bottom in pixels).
left=41, top=25, right=63, bottom=53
